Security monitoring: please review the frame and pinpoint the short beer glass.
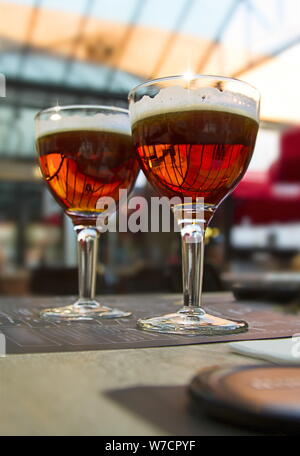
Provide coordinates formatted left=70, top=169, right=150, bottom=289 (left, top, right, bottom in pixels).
left=35, top=105, right=138, bottom=320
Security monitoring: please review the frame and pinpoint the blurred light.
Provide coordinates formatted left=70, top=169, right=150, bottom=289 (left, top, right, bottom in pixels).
left=33, top=166, right=42, bottom=180
left=135, top=171, right=147, bottom=188
left=183, top=70, right=195, bottom=81
left=50, top=103, right=62, bottom=121
left=50, top=113, right=61, bottom=121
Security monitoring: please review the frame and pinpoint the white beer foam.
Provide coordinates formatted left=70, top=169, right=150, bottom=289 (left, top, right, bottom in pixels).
left=130, top=86, right=258, bottom=124
left=36, top=112, right=131, bottom=138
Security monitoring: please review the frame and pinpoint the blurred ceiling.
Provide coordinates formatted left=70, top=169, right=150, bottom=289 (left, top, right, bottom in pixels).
left=0, top=0, right=300, bottom=159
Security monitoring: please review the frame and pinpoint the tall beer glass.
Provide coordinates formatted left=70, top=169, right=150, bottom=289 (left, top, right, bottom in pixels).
left=129, top=75, right=260, bottom=335
left=35, top=105, right=138, bottom=320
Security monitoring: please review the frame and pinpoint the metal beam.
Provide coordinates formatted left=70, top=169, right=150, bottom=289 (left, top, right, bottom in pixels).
left=105, top=0, right=148, bottom=89
left=5, top=77, right=128, bottom=110
left=0, top=159, right=40, bottom=182
left=60, top=0, right=95, bottom=82
left=232, top=35, right=300, bottom=78
left=16, top=0, right=43, bottom=77
left=150, top=0, right=195, bottom=79
left=196, top=0, right=244, bottom=74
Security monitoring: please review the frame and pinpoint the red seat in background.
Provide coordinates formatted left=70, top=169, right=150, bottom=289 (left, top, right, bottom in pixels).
left=233, top=126, right=300, bottom=225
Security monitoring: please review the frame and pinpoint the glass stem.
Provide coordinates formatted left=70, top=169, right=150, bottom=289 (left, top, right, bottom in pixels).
left=173, top=204, right=206, bottom=313
left=74, top=225, right=100, bottom=307
left=181, top=223, right=205, bottom=310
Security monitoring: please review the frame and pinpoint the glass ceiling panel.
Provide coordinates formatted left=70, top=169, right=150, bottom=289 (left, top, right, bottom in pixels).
left=0, top=49, right=142, bottom=92
left=11, top=0, right=297, bottom=53
left=222, top=0, right=300, bottom=55
left=3, top=0, right=300, bottom=53
left=1, top=0, right=300, bottom=127
left=180, top=0, right=236, bottom=39
left=11, top=0, right=193, bottom=33
left=0, top=105, right=36, bottom=157
left=131, top=0, right=188, bottom=30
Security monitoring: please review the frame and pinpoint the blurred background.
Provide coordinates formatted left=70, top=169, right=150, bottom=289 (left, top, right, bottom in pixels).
left=1, top=0, right=300, bottom=298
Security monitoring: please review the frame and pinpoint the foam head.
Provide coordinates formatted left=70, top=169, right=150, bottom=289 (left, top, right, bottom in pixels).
left=129, top=86, right=259, bottom=124
left=36, top=110, right=131, bottom=138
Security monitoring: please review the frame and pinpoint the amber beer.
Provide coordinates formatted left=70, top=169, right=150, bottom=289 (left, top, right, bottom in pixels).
left=132, top=109, right=258, bottom=207
left=37, top=129, right=138, bottom=224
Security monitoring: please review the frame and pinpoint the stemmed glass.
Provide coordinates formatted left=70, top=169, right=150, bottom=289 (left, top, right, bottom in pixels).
left=35, top=105, right=138, bottom=320
left=129, top=75, right=260, bottom=335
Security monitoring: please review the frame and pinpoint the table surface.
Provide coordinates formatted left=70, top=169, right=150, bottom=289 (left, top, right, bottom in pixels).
left=0, top=293, right=270, bottom=436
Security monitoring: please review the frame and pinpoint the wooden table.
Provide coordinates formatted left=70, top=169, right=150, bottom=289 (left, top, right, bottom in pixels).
left=0, top=328, right=265, bottom=436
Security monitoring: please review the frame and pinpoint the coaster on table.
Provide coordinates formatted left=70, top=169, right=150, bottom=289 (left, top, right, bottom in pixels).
left=189, top=364, right=300, bottom=433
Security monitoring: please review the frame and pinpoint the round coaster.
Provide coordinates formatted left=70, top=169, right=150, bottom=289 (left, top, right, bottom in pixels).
left=189, top=364, right=300, bottom=433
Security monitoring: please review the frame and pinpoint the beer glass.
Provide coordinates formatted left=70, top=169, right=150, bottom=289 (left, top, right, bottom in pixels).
left=129, top=75, right=260, bottom=335
left=35, top=105, right=138, bottom=320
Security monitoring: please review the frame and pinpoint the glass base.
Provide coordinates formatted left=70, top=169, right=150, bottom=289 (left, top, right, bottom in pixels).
left=137, top=307, right=248, bottom=336
left=40, top=299, right=132, bottom=321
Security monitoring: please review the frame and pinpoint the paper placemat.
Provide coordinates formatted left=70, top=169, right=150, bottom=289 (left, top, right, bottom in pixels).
left=0, top=293, right=300, bottom=354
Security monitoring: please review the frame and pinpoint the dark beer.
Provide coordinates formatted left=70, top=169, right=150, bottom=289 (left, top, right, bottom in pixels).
left=132, top=109, right=258, bottom=206
left=37, top=129, right=138, bottom=224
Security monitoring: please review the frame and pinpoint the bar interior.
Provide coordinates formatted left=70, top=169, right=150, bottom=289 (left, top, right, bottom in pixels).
left=0, top=0, right=300, bottom=437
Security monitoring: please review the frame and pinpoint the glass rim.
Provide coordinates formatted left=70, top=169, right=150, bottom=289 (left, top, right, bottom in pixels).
left=35, top=104, right=129, bottom=121
left=128, top=74, right=260, bottom=100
